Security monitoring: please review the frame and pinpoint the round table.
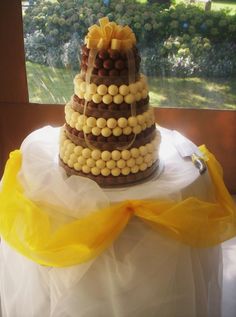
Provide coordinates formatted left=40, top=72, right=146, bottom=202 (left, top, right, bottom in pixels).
left=0, top=126, right=222, bottom=317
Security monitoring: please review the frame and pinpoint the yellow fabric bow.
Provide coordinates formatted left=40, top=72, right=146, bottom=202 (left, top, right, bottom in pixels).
left=85, top=17, right=136, bottom=50
left=0, top=148, right=236, bottom=267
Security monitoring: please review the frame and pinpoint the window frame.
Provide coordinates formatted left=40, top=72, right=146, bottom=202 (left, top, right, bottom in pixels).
left=0, top=0, right=235, bottom=192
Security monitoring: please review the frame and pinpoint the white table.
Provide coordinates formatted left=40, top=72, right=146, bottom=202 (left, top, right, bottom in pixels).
left=0, top=126, right=225, bottom=317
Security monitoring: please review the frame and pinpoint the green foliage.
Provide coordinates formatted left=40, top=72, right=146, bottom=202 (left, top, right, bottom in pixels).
left=23, top=0, right=236, bottom=77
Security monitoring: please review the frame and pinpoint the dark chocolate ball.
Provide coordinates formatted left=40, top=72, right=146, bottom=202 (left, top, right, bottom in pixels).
left=98, top=68, right=108, bottom=76
left=97, top=135, right=106, bottom=142
left=98, top=49, right=109, bottom=60
left=108, top=49, right=120, bottom=60
left=118, top=135, right=127, bottom=142
left=120, top=69, right=128, bottom=76
left=109, top=69, right=119, bottom=76
left=94, top=58, right=103, bottom=69
left=115, top=59, right=125, bottom=70
left=107, top=136, right=117, bottom=143
left=108, top=103, right=117, bottom=111
left=103, top=59, right=114, bottom=70
left=79, top=131, right=84, bottom=139
left=92, top=68, right=98, bottom=75
left=98, top=103, right=107, bottom=110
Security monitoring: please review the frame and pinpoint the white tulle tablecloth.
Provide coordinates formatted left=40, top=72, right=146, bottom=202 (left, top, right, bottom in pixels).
left=0, top=126, right=223, bottom=317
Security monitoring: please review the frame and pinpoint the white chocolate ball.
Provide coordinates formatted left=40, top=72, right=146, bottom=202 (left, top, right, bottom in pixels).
left=77, top=91, right=84, bottom=99
left=108, top=84, right=118, bottom=96
left=121, top=167, right=130, bottom=175
left=71, top=112, right=79, bottom=121
left=142, top=89, right=148, bottom=99
left=137, top=81, right=143, bottom=91
left=117, top=159, right=126, bottom=169
left=88, top=83, right=97, bottom=94
left=128, top=116, right=138, bottom=127
left=137, top=114, right=145, bottom=125
left=82, top=165, right=91, bottom=174
left=101, top=127, right=112, bottom=137
left=84, top=92, right=92, bottom=101
left=101, top=151, right=111, bottom=161
left=96, top=159, right=106, bottom=169
left=102, top=94, right=113, bottom=105
left=82, top=148, right=91, bottom=159
left=69, top=153, right=77, bottom=164
left=127, top=158, right=136, bottom=168
left=86, top=117, right=97, bottom=128
left=112, top=126, right=122, bottom=136
left=106, top=160, right=116, bottom=169
left=131, top=165, right=139, bottom=174
left=107, top=118, right=117, bottom=129
left=83, top=125, right=92, bottom=134
left=96, top=118, right=107, bottom=129
left=97, top=84, right=108, bottom=95
left=92, top=93, right=102, bottom=104
left=78, top=115, right=87, bottom=125
left=121, top=150, right=131, bottom=160
left=67, top=143, right=75, bottom=152
left=91, top=149, right=101, bottom=160
left=92, top=126, right=101, bottom=136
left=139, top=146, right=147, bottom=156
left=78, top=156, right=86, bottom=165
left=140, top=162, right=148, bottom=171
left=119, top=85, right=129, bottom=96
left=113, top=94, right=123, bottom=104
left=130, top=148, right=139, bottom=158
left=101, top=167, right=110, bottom=176
left=123, top=126, right=132, bottom=135
left=133, top=125, right=142, bottom=134
left=111, top=150, right=121, bottom=161
left=75, top=122, right=83, bottom=131
left=135, top=92, right=142, bottom=102
left=74, top=145, right=83, bottom=155
left=86, top=158, right=96, bottom=168
left=111, top=167, right=121, bottom=177
left=124, top=94, right=135, bottom=104
left=129, top=83, right=138, bottom=94
left=67, top=159, right=74, bottom=168
left=117, top=117, right=128, bottom=128
left=80, top=81, right=86, bottom=93
left=147, top=143, right=154, bottom=153
left=136, top=156, right=144, bottom=165
left=74, top=162, right=82, bottom=171
left=91, top=166, right=100, bottom=176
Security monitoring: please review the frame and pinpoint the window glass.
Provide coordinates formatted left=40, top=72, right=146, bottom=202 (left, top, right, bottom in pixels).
left=22, top=0, right=236, bottom=110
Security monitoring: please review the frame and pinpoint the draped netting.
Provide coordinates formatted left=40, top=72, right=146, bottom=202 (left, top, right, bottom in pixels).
left=0, top=126, right=235, bottom=267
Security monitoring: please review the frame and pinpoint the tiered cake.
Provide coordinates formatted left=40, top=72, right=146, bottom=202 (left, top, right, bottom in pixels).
left=59, top=17, right=161, bottom=187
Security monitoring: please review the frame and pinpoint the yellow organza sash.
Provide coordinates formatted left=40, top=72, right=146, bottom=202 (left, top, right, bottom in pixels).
left=0, top=148, right=236, bottom=267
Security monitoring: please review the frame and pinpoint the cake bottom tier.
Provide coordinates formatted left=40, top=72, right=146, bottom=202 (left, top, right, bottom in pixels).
left=59, top=127, right=161, bottom=187
left=59, top=158, right=159, bottom=187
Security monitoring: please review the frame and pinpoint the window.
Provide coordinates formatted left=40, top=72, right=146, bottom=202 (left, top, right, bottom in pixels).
left=22, top=0, right=236, bottom=110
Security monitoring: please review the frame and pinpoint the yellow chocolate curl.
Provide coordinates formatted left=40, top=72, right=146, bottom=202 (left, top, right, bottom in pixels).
left=85, top=17, right=136, bottom=50
left=1, top=148, right=236, bottom=267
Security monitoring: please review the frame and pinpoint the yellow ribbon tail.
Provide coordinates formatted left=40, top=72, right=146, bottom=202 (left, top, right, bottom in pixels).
left=0, top=151, right=133, bottom=267
left=134, top=145, right=236, bottom=248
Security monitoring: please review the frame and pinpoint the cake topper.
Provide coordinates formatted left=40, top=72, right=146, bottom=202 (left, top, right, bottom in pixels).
left=85, top=17, right=136, bottom=50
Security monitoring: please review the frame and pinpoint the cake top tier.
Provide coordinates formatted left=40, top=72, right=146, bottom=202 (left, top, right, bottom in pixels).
left=85, top=17, right=136, bottom=51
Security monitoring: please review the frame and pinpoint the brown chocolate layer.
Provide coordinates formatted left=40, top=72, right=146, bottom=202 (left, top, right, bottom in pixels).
left=72, top=95, right=149, bottom=119
left=81, top=73, right=140, bottom=86
left=65, top=124, right=156, bottom=151
left=59, top=158, right=159, bottom=188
